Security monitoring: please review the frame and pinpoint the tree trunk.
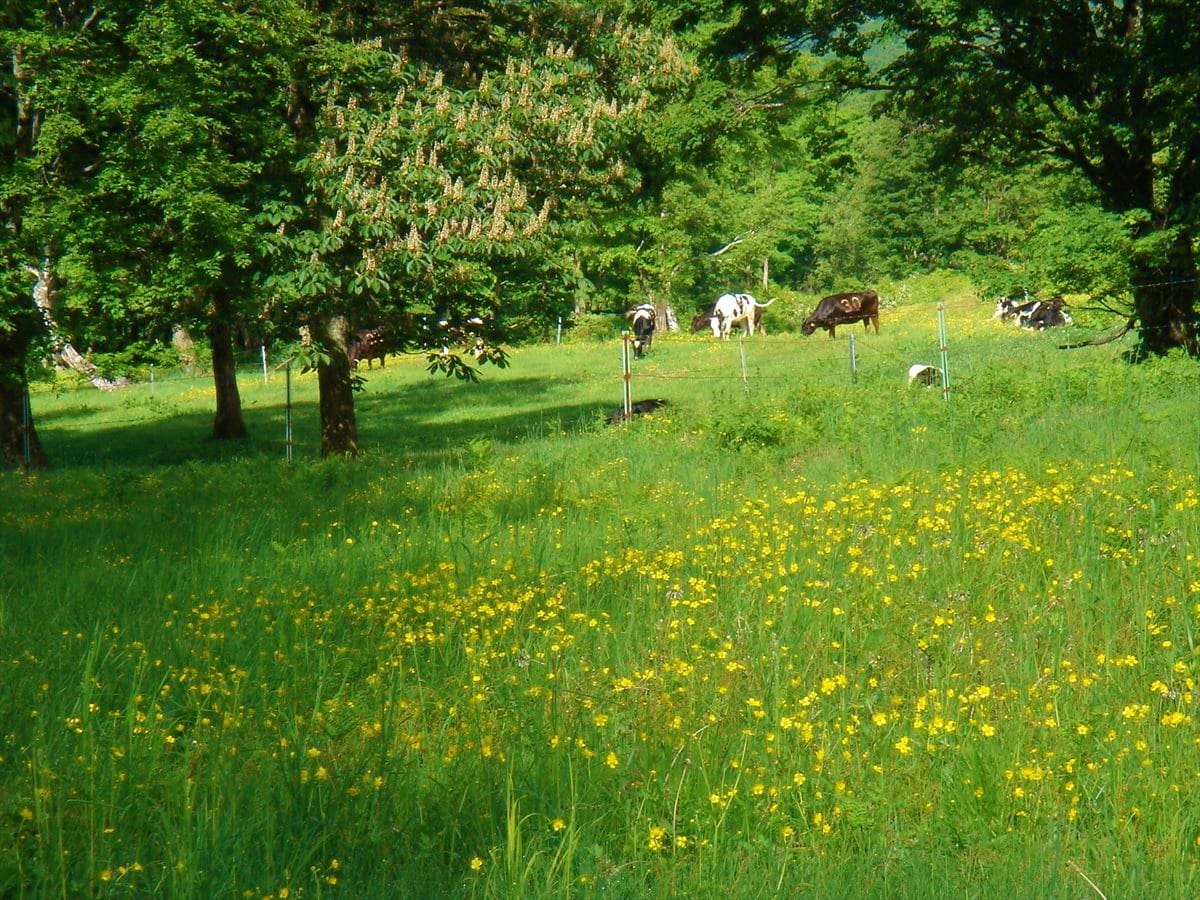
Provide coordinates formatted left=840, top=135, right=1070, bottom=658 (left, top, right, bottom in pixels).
left=0, top=377, right=46, bottom=470
left=207, top=290, right=247, bottom=439
left=27, top=258, right=129, bottom=391
left=173, top=326, right=199, bottom=375
left=1132, top=230, right=1199, bottom=357
left=316, top=314, right=358, bottom=457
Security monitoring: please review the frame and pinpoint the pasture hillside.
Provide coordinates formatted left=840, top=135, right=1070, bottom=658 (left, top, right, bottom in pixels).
left=3, top=297, right=1200, bottom=898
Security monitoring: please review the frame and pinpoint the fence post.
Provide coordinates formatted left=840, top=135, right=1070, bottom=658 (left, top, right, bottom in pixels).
left=556, top=316, right=563, bottom=346
left=937, top=302, right=951, bottom=401
left=21, top=382, right=31, bottom=470
left=620, top=331, right=633, bottom=421
left=739, top=337, right=749, bottom=393
left=261, top=344, right=269, bottom=383
left=285, top=361, right=293, bottom=462
left=849, top=332, right=858, bottom=384
left=149, top=364, right=155, bottom=393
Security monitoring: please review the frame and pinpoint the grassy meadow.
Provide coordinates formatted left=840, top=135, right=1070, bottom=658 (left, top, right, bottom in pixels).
left=3, top=289, right=1200, bottom=897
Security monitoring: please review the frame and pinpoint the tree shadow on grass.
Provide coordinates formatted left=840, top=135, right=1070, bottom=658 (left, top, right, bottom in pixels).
left=30, top=401, right=112, bottom=424
left=36, top=376, right=616, bottom=470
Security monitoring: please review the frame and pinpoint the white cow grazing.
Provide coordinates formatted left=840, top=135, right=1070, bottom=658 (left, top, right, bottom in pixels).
left=710, top=293, right=775, bottom=338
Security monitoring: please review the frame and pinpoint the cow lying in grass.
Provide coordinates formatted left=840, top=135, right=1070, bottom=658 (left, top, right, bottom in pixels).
left=607, top=398, right=668, bottom=425
left=994, top=294, right=1073, bottom=329
left=993, top=293, right=1032, bottom=322
left=1019, top=296, right=1073, bottom=329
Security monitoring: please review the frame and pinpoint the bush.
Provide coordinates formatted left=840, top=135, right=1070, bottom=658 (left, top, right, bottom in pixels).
left=89, top=342, right=183, bottom=380
left=563, top=313, right=624, bottom=343
left=753, top=288, right=810, bottom=333
left=708, top=399, right=793, bottom=450
left=873, top=270, right=978, bottom=308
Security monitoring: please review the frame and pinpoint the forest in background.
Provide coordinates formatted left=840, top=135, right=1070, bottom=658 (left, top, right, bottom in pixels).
left=4, top=1, right=1197, bottom=464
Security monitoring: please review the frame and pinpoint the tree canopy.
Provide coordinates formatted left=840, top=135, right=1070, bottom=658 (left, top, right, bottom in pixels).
left=849, top=0, right=1199, bottom=352
left=3, top=0, right=1197, bottom=467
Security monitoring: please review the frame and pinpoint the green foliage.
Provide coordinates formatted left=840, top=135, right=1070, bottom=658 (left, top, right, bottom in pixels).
left=282, top=340, right=330, bottom=375
left=2, top=3, right=130, bottom=380
left=583, top=45, right=851, bottom=310
left=264, top=14, right=692, bottom=371
left=812, top=117, right=949, bottom=282
left=563, top=313, right=623, bottom=342
left=87, top=341, right=180, bottom=380
left=710, top=403, right=792, bottom=450
left=1021, top=205, right=1134, bottom=306
left=874, top=270, right=977, bottom=308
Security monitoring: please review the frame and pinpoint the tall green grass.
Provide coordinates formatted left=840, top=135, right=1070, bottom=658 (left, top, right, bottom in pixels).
left=3, top=298, right=1199, bottom=897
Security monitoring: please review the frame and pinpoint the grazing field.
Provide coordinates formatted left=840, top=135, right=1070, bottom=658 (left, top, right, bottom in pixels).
left=3, top=296, right=1200, bottom=897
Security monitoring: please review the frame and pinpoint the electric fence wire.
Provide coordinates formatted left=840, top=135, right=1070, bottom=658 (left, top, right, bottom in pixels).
left=24, top=286, right=1199, bottom=438
left=22, top=334, right=1164, bottom=435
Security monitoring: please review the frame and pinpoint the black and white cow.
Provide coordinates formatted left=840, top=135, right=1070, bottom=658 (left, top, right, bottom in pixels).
left=701, top=293, right=774, bottom=339
left=993, top=292, right=1033, bottom=322
left=1020, top=296, right=1073, bottom=329
left=628, top=303, right=656, bottom=358
left=994, top=294, right=1072, bottom=329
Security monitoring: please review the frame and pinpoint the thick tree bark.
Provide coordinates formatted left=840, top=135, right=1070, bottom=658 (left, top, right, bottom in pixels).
left=27, top=259, right=129, bottom=390
left=172, top=326, right=199, bottom=375
left=0, top=311, right=48, bottom=470
left=1131, top=230, right=1199, bottom=357
left=316, top=314, right=358, bottom=457
left=0, top=375, right=47, bottom=470
left=207, top=291, right=248, bottom=440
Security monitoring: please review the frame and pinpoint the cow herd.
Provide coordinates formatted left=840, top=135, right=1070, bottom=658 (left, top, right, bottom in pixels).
left=347, top=288, right=1075, bottom=374
left=631, top=287, right=883, bottom=351
left=993, top=293, right=1073, bottom=329
left=622, top=287, right=1073, bottom=360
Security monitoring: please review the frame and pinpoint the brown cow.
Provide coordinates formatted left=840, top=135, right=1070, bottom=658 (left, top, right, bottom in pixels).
left=349, top=328, right=391, bottom=369
left=801, top=290, right=880, bottom=338
left=690, top=310, right=715, bottom=333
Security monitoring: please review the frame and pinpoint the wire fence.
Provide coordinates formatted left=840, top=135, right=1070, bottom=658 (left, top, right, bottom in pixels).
left=20, top=296, right=1200, bottom=465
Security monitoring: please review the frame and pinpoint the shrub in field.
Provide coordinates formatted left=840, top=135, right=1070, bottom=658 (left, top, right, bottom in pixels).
left=563, top=314, right=625, bottom=343
left=875, top=269, right=977, bottom=308
left=88, top=341, right=183, bottom=380
left=742, top=288, right=806, bottom=333
left=708, top=400, right=793, bottom=450
left=769, top=289, right=826, bottom=332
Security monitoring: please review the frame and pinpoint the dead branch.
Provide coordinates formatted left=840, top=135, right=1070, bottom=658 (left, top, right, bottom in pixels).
left=1058, top=317, right=1136, bottom=349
